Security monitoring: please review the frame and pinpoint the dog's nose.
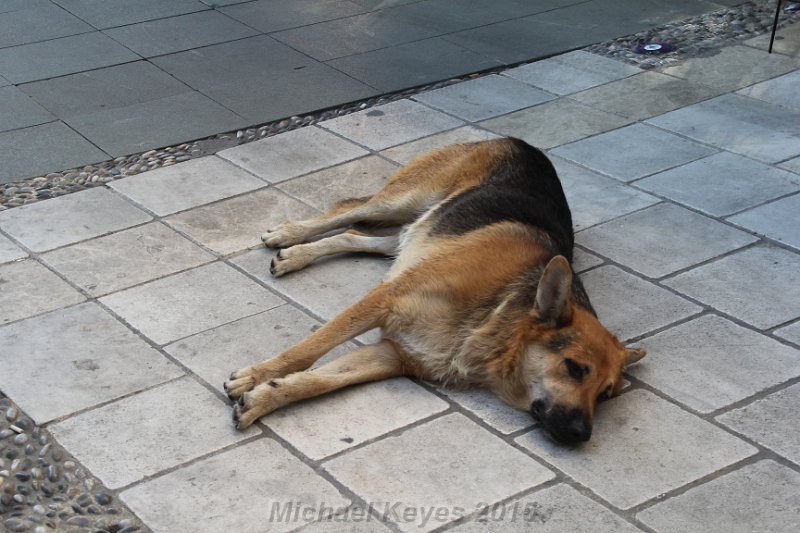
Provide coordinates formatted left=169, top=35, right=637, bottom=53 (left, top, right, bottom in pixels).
left=565, top=417, right=592, bottom=442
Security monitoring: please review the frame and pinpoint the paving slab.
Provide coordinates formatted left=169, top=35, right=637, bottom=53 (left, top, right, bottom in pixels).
left=572, top=247, right=603, bottom=273
left=0, top=259, right=84, bottom=325
left=0, top=2, right=92, bottom=48
left=664, top=245, right=800, bottom=330
left=503, top=50, right=642, bottom=96
left=450, top=483, right=643, bottom=533
left=575, top=203, right=757, bottom=278
left=637, top=460, right=800, bottom=533
left=580, top=266, right=701, bottom=341
left=0, top=186, right=150, bottom=252
left=42, top=222, right=215, bottom=297
left=775, top=320, right=800, bottom=345
left=99, top=261, right=284, bottom=345
left=636, top=151, right=800, bottom=217
left=412, top=74, right=555, bottom=122
left=440, top=387, right=533, bottom=435
left=632, top=314, right=800, bottom=413
left=51, top=0, right=209, bottom=29
left=320, top=99, right=464, bottom=151
left=480, top=99, right=632, bottom=150
left=727, top=193, right=800, bottom=251
left=551, top=123, right=717, bottom=182
left=647, top=93, right=800, bottom=164
left=121, top=438, right=349, bottom=533
left=325, top=413, right=555, bottom=532
left=165, top=188, right=317, bottom=255
left=49, top=377, right=260, bottom=489
left=516, top=389, right=756, bottom=510
left=381, top=126, right=500, bottom=165
left=741, top=68, right=800, bottom=111
left=781, top=156, right=800, bottom=174
left=220, top=0, right=368, bottom=33
left=298, top=519, right=393, bottom=533
left=219, top=126, right=369, bottom=184
left=717, top=382, right=800, bottom=466
left=0, top=121, right=109, bottom=183
left=744, top=25, right=800, bottom=56
left=0, top=302, right=182, bottom=423
left=0, top=232, right=25, bottom=263
left=109, top=155, right=267, bottom=216
left=279, top=156, right=398, bottom=211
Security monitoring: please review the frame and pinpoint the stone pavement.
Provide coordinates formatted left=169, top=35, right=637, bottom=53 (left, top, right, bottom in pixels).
left=0, top=0, right=748, bottom=183
left=2, top=28, right=800, bottom=533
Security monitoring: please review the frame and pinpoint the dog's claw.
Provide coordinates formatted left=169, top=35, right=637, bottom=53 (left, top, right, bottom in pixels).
left=269, top=258, right=276, bottom=276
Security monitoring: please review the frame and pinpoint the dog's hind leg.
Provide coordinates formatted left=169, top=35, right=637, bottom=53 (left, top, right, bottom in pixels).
left=232, top=340, right=406, bottom=429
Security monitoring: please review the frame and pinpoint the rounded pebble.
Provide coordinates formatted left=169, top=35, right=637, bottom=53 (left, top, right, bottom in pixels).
left=3, top=518, right=30, bottom=532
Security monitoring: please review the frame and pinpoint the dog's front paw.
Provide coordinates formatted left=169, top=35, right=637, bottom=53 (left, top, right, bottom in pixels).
left=262, top=221, right=309, bottom=249
left=232, top=383, right=282, bottom=430
left=269, top=247, right=310, bottom=277
left=223, top=366, right=258, bottom=400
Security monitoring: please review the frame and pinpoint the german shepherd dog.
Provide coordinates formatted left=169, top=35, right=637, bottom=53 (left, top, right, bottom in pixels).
left=224, top=137, right=646, bottom=444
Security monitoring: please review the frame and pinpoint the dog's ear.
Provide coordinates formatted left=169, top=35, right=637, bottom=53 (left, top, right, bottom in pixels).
left=534, top=255, right=573, bottom=325
left=625, top=347, right=647, bottom=367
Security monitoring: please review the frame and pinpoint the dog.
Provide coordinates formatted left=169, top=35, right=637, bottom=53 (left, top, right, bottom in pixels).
left=223, top=137, right=645, bottom=444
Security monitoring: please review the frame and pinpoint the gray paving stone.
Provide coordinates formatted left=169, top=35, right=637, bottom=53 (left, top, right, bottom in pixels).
left=298, top=518, right=393, bottom=533
left=103, top=10, right=257, bottom=58
left=413, top=75, right=555, bottom=122
left=570, top=71, right=723, bottom=121
left=220, top=0, right=368, bottom=33
left=279, top=156, right=398, bottom=212
left=0, top=303, right=182, bottom=423
left=637, top=460, right=800, bottom=533
left=717, top=382, right=800, bottom=466
left=65, top=91, right=249, bottom=157
left=636, top=152, right=800, bottom=217
left=52, top=0, right=209, bottom=29
left=664, top=245, right=800, bottom=330
left=0, top=187, right=150, bottom=252
left=219, top=126, right=369, bottom=184
left=0, top=31, right=139, bottom=84
left=121, top=438, right=349, bottom=533
left=0, top=259, right=84, bottom=325
left=0, top=121, right=109, bottom=183
left=450, top=483, right=643, bottom=533
left=99, top=261, right=284, bottom=345
left=110, top=156, right=266, bottom=216
left=576, top=203, right=757, bottom=278
left=633, top=314, right=800, bottom=413
left=551, top=157, right=659, bottom=231
left=49, top=377, right=259, bottom=489
left=551, top=123, right=717, bottom=182
left=0, top=73, right=9, bottom=87
left=165, top=189, right=317, bottom=255
left=325, top=413, right=555, bottom=532
left=42, top=222, right=215, bottom=297
left=19, top=61, right=192, bottom=118
left=321, top=99, right=464, bottom=151
left=381, top=126, right=500, bottom=165
left=581, top=266, right=701, bottom=341
left=781, top=156, right=800, bottom=175
left=647, top=94, right=800, bottom=164
left=775, top=320, right=800, bottom=345
left=727, top=193, right=800, bottom=251
left=572, top=247, right=603, bottom=273
left=440, top=388, right=533, bottom=435
left=662, top=45, right=800, bottom=92
left=166, top=304, right=357, bottom=394
left=0, top=232, right=25, bottom=264
left=480, top=99, right=632, bottom=150
left=744, top=26, right=800, bottom=56
left=503, top=50, right=642, bottom=96
left=516, top=389, right=756, bottom=510
left=0, top=2, right=92, bottom=48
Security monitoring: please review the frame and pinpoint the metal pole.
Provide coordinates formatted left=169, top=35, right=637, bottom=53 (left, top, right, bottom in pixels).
left=769, top=1, right=782, bottom=53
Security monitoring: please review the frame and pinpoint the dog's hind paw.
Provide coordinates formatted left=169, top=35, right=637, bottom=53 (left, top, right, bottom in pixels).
left=269, top=247, right=309, bottom=277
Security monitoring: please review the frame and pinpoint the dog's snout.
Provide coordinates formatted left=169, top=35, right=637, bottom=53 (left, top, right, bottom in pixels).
left=565, top=416, right=592, bottom=442
left=535, top=403, right=593, bottom=444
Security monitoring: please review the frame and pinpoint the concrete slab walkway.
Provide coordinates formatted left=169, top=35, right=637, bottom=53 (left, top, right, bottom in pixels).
left=2, top=21, right=800, bottom=533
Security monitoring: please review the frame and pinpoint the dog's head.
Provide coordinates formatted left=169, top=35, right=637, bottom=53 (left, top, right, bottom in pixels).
left=523, top=255, right=645, bottom=445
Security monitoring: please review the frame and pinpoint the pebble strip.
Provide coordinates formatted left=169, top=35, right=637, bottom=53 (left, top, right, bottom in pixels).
left=0, top=1, right=797, bottom=211
left=0, top=394, right=147, bottom=533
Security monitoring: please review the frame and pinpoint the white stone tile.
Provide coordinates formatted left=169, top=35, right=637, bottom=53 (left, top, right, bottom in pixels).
left=581, top=266, right=701, bottom=341
left=440, top=387, right=533, bottom=435
left=0, top=187, right=151, bottom=252
left=0, top=232, right=25, bottom=264
left=637, top=460, right=800, bottom=533
left=381, top=126, right=500, bottom=165
left=515, top=389, right=756, bottom=510
left=325, top=413, right=554, bottom=532
left=576, top=203, right=757, bottom=278
left=298, top=517, right=393, bottom=533
left=165, top=188, right=317, bottom=255
left=218, top=125, right=368, bottom=183
left=0, top=259, right=84, bottom=325
left=716, top=382, right=800, bottom=466
left=320, top=99, right=464, bottom=151
left=633, top=314, right=800, bottom=413
left=50, top=377, right=259, bottom=489
left=109, top=155, right=267, bottom=215
left=121, top=439, right=349, bottom=533
left=42, top=222, right=215, bottom=296
left=727, top=193, right=800, bottom=251
left=664, top=245, right=800, bottom=330
left=99, top=262, right=284, bottom=345
left=0, top=302, right=182, bottom=423
left=551, top=123, right=717, bottom=182
left=775, top=320, right=800, bottom=345
left=737, top=69, right=800, bottom=112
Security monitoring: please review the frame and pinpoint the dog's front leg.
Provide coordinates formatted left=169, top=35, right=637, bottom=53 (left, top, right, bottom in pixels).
left=233, top=340, right=405, bottom=429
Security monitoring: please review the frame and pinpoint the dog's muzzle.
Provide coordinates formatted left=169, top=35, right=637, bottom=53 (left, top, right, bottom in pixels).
left=530, top=399, right=592, bottom=444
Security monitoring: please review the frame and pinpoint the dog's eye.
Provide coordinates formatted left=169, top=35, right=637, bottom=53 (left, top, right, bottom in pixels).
left=565, top=358, right=588, bottom=381
left=597, top=386, right=612, bottom=402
